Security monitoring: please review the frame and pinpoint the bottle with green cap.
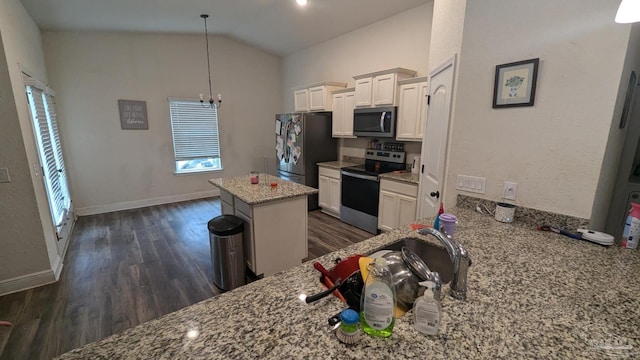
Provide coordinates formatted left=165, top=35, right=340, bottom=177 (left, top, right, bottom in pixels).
left=413, top=280, right=442, bottom=335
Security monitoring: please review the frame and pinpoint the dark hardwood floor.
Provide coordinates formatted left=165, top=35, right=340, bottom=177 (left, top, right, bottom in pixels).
left=0, top=198, right=371, bottom=360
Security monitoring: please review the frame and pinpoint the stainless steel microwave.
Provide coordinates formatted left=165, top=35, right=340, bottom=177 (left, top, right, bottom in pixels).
left=353, top=106, right=397, bottom=138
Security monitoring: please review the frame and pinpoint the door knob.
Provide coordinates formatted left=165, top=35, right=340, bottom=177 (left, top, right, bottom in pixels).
left=430, top=191, right=440, bottom=199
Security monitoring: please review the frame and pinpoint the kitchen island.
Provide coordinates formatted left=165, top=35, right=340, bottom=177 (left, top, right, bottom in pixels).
left=57, top=205, right=640, bottom=359
left=209, top=174, right=317, bottom=277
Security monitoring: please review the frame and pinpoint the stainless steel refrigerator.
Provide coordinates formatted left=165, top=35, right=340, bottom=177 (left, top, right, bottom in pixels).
left=275, top=112, right=338, bottom=210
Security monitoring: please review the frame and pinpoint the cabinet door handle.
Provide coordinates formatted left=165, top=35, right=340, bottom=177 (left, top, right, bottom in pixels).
left=430, top=191, right=440, bottom=199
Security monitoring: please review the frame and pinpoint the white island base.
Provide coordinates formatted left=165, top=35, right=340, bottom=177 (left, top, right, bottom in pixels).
left=230, top=195, right=308, bottom=277
left=212, top=175, right=316, bottom=277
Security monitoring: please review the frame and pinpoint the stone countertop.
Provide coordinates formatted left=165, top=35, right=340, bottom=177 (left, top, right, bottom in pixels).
left=317, top=161, right=358, bottom=169
left=209, top=174, right=317, bottom=205
left=317, top=162, right=420, bottom=185
left=379, top=171, right=420, bottom=185
left=57, top=208, right=640, bottom=359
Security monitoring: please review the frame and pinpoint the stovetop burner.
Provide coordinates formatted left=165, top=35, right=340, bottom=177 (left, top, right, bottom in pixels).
left=342, top=150, right=406, bottom=176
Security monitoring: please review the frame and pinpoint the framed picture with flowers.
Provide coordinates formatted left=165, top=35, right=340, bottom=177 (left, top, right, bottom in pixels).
left=492, top=58, right=539, bottom=108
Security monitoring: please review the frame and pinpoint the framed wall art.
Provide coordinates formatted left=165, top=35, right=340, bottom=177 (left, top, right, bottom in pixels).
left=118, top=99, right=148, bottom=129
left=493, top=58, right=539, bottom=108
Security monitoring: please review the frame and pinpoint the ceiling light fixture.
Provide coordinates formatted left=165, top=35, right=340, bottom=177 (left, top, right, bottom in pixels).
left=615, top=0, right=640, bottom=23
left=296, top=0, right=308, bottom=7
left=199, top=14, right=222, bottom=109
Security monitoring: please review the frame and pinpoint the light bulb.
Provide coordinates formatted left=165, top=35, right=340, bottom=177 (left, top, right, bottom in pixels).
left=615, top=0, right=640, bottom=23
left=296, top=0, right=308, bottom=6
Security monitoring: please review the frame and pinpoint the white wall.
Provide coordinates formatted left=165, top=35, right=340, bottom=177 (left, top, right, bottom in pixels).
left=447, top=0, right=631, bottom=219
left=43, top=32, right=282, bottom=214
left=282, top=3, right=433, bottom=161
left=0, top=0, right=59, bottom=287
left=428, top=0, right=466, bottom=71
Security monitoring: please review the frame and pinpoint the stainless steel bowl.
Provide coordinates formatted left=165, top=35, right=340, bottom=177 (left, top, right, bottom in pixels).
left=381, top=251, right=425, bottom=308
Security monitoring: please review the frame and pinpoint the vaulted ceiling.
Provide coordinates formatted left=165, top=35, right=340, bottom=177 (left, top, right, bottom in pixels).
left=20, top=0, right=430, bottom=55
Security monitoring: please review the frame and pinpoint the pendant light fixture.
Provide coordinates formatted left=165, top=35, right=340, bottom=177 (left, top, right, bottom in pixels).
left=200, top=14, right=222, bottom=109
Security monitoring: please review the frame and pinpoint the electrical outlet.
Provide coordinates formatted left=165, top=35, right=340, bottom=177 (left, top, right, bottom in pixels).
left=456, top=175, right=486, bottom=194
left=503, top=181, right=517, bottom=200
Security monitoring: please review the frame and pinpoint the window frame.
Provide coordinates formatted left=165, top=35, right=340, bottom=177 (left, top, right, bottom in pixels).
left=168, top=97, right=223, bottom=175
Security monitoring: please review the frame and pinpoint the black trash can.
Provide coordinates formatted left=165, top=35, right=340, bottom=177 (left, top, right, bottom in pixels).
left=208, top=215, right=245, bottom=291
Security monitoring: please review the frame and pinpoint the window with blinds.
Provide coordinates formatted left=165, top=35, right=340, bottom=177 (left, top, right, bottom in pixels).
left=168, top=98, right=223, bottom=173
left=26, top=85, right=71, bottom=228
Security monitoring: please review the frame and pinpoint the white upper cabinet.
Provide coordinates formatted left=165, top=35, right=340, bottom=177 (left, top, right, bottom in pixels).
left=331, top=88, right=356, bottom=138
left=372, top=73, right=396, bottom=106
left=353, top=68, right=416, bottom=108
left=354, top=77, right=373, bottom=107
left=396, top=77, right=429, bottom=141
left=294, top=89, right=309, bottom=112
left=292, top=82, right=347, bottom=112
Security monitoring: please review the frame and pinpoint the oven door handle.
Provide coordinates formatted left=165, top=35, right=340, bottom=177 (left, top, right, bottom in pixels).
left=341, top=171, right=379, bottom=181
left=380, top=112, right=386, bottom=132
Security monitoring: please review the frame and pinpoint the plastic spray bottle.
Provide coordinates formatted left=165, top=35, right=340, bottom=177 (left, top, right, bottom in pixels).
left=360, top=258, right=396, bottom=337
left=622, top=203, right=640, bottom=249
left=413, top=281, right=442, bottom=336
left=433, top=202, right=444, bottom=230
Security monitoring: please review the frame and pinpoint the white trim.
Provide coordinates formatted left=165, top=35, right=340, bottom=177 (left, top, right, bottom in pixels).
left=167, top=96, right=200, bottom=102
left=51, top=254, right=64, bottom=280
left=75, top=190, right=220, bottom=216
left=429, top=54, right=456, bottom=78
left=0, top=269, right=57, bottom=296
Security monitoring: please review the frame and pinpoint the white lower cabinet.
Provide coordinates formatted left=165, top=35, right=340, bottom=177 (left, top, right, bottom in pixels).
left=234, top=206, right=256, bottom=273
left=318, top=166, right=341, bottom=218
left=220, top=189, right=234, bottom=215
left=225, top=195, right=308, bottom=277
left=378, top=179, right=418, bottom=231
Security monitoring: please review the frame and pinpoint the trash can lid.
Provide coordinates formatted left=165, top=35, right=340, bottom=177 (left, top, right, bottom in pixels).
left=208, top=215, right=244, bottom=236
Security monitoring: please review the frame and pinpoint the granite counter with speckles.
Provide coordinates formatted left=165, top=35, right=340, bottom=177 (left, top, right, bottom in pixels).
left=209, top=174, right=317, bottom=205
left=379, top=171, right=420, bottom=185
left=317, top=161, right=358, bottom=170
left=57, top=208, right=640, bottom=359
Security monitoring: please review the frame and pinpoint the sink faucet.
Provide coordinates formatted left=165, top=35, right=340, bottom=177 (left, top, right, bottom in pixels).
left=417, top=227, right=470, bottom=301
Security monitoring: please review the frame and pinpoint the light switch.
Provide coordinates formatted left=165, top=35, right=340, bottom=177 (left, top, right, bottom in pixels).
left=0, top=168, right=10, bottom=183
left=456, top=175, right=486, bottom=194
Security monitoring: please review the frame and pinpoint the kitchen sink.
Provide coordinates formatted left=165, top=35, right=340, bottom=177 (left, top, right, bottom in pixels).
left=370, top=237, right=454, bottom=284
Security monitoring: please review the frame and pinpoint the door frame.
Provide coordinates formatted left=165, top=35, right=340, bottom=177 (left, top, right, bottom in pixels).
left=23, top=72, right=74, bottom=257
left=418, top=55, right=457, bottom=219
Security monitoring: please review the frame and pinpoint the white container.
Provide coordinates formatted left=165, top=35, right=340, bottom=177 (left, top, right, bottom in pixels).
left=411, top=156, right=421, bottom=174
left=413, top=281, right=441, bottom=335
left=495, top=202, right=516, bottom=223
left=623, top=216, right=640, bottom=249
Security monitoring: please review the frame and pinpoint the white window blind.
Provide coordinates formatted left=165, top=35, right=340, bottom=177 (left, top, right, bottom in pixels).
left=169, top=98, right=222, bottom=173
left=26, top=85, right=70, bottom=227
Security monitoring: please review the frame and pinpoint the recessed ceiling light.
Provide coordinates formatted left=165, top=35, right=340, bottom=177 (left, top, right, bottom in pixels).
left=296, top=0, right=308, bottom=6
left=615, top=0, right=640, bottom=23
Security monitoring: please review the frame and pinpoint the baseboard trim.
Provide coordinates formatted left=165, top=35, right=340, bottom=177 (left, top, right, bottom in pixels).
left=75, top=189, right=220, bottom=216
left=0, top=269, right=57, bottom=296
left=52, top=254, right=63, bottom=281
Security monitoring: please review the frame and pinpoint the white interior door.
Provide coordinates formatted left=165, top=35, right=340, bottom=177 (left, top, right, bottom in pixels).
left=418, top=55, right=456, bottom=218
